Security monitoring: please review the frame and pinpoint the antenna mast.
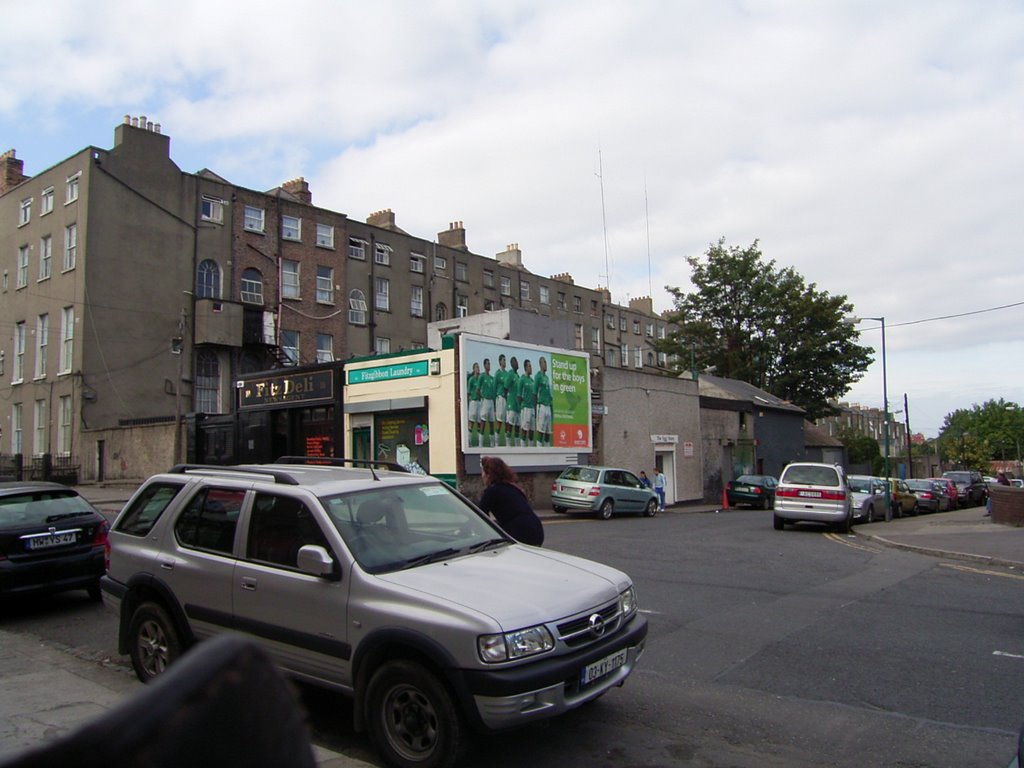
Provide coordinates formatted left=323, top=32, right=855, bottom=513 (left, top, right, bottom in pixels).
left=645, top=177, right=652, bottom=298
left=596, top=147, right=610, bottom=292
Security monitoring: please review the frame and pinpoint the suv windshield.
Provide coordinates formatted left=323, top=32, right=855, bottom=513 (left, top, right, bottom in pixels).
left=782, top=465, right=841, bottom=487
left=321, top=482, right=505, bottom=573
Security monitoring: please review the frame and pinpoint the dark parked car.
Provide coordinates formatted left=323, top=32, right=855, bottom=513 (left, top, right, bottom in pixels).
left=942, top=470, right=988, bottom=507
left=0, top=481, right=109, bottom=600
left=725, top=474, right=777, bottom=509
left=551, top=465, right=659, bottom=519
left=905, top=479, right=950, bottom=513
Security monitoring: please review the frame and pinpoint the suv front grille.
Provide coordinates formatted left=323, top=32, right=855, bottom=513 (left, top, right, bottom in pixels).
left=557, top=601, right=621, bottom=648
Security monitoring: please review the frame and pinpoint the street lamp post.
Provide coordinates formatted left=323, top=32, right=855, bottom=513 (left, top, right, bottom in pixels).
left=852, top=316, right=890, bottom=509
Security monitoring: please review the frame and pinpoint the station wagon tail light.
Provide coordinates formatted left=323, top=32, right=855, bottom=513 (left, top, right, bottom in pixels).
left=478, top=624, right=554, bottom=663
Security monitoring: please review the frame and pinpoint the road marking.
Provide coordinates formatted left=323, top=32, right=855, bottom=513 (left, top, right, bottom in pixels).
left=824, top=532, right=883, bottom=553
left=939, top=563, right=1024, bottom=581
left=993, top=650, right=1024, bottom=660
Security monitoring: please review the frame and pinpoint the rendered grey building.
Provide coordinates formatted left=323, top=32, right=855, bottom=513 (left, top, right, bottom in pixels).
left=1, top=117, right=678, bottom=481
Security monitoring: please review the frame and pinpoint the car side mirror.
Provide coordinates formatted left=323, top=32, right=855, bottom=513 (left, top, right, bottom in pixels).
left=297, top=544, right=339, bottom=581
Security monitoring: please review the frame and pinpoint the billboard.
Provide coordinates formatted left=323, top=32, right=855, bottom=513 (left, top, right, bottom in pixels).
left=459, top=334, right=592, bottom=454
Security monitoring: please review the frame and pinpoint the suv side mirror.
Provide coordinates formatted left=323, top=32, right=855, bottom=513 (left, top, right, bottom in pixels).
left=297, top=545, right=340, bottom=580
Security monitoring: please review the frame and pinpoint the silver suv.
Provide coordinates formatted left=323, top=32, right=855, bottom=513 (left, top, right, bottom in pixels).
left=102, top=460, right=647, bottom=768
left=773, top=462, right=853, bottom=533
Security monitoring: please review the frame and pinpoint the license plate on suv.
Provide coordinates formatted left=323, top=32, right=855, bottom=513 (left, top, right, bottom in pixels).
left=580, top=647, right=627, bottom=686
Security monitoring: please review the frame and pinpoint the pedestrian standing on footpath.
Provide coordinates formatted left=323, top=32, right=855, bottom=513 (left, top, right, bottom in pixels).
left=478, top=456, right=544, bottom=546
left=639, top=470, right=652, bottom=488
left=653, top=468, right=667, bottom=511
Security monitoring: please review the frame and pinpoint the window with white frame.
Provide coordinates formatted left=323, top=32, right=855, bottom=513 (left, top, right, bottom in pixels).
left=11, top=403, right=22, bottom=454
left=57, top=395, right=72, bottom=455
left=646, top=322, right=654, bottom=337
left=316, top=223, right=334, bottom=248
left=241, top=268, right=263, bottom=304
left=484, top=299, right=496, bottom=311
left=349, top=238, right=367, bottom=260
left=591, top=327, right=601, bottom=352
left=282, top=260, right=300, bottom=299
left=434, top=254, right=447, bottom=272
left=33, top=399, right=46, bottom=455
left=39, top=236, right=51, bottom=280
left=195, top=350, right=221, bottom=413
left=558, top=292, right=567, bottom=311
left=499, top=276, right=511, bottom=296
left=456, top=294, right=468, bottom=317
left=17, top=245, right=29, bottom=288
left=410, top=285, right=424, bottom=317
left=19, top=198, right=31, bottom=226
left=196, top=259, right=221, bottom=299
left=14, top=322, right=25, bottom=382
left=66, top=172, right=80, bottom=203
left=63, top=223, right=77, bottom=270
left=200, top=196, right=224, bottom=223
left=483, top=269, right=493, bottom=288
left=634, top=347, right=643, bottom=368
left=455, top=262, right=467, bottom=282
left=573, top=296, right=582, bottom=313
left=35, top=314, right=47, bottom=379
left=375, top=337, right=391, bottom=355
left=60, top=306, right=74, bottom=373
left=375, top=277, right=390, bottom=311
left=633, top=319, right=641, bottom=335
left=410, top=253, right=424, bottom=273
left=281, top=215, right=301, bottom=241
left=520, top=281, right=530, bottom=301
left=658, top=351, right=668, bottom=366
left=539, top=285, right=549, bottom=305
left=574, top=324, right=583, bottom=351
left=243, top=206, right=265, bottom=232
left=316, top=333, right=333, bottom=363
left=316, top=265, right=334, bottom=303
left=435, top=303, right=448, bottom=321
left=348, top=290, right=367, bottom=325
left=281, top=329, right=299, bottom=366
left=658, top=325, right=666, bottom=339
left=621, top=344, right=629, bottom=366
left=41, top=187, right=54, bottom=216
left=606, top=313, right=615, bottom=329
left=619, top=315, right=627, bottom=332
left=375, top=244, right=391, bottom=266
left=606, top=348, right=617, bottom=367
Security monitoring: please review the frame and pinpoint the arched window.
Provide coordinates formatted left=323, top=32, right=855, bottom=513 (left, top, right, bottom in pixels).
left=195, top=350, right=221, bottom=414
left=241, top=268, right=263, bottom=304
left=435, top=302, right=448, bottom=321
left=196, top=259, right=221, bottom=299
left=348, top=290, right=367, bottom=325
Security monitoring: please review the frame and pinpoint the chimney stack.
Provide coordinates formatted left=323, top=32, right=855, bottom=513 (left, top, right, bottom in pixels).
left=367, top=208, right=397, bottom=229
left=0, top=149, right=30, bottom=195
left=281, top=177, right=312, bottom=205
left=437, top=220, right=467, bottom=251
left=495, top=243, right=522, bottom=267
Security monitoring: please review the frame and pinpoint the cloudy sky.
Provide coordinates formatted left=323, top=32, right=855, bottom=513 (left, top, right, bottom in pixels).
left=3, top=1, right=1022, bottom=438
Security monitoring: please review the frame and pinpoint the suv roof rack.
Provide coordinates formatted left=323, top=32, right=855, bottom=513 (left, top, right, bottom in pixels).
left=166, top=464, right=301, bottom=485
left=274, top=456, right=410, bottom=482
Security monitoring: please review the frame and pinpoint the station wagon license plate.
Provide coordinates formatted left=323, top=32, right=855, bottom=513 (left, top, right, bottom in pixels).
left=580, top=648, right=627, bottom=686
left=798, top=490, right=822, bottom=498
left=26, top=532, right=77, bottom=550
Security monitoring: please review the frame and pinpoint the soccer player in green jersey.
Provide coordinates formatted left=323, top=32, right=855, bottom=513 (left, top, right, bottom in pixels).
left=535, top=355, right=553, bottom=447
left=493, top=354, right=509, bottom=446
left=518, top=359, right=538, bottom=447
left=478, top=358, right=497, bottom=446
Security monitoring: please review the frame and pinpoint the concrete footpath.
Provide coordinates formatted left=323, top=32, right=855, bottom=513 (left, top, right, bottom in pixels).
left=1, top=486, right=1020, bottom=766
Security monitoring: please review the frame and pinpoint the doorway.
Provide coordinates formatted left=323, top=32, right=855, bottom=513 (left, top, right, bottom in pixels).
left=656, top=449, right=677, bottom=507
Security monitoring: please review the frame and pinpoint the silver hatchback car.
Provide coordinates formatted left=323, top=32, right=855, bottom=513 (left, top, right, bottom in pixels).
left=550, top=465, right=659, bottom=519
left=773, top=462, right=853, bottom=533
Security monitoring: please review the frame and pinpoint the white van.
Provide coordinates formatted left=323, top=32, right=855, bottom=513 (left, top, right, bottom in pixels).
left=773, top=462, right=853, bottom=533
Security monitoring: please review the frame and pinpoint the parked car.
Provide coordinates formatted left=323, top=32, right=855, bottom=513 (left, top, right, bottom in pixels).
left=847, top=475, right=890, bottom=523
left=0, top=481, right=109, bottom=601
left=905, top=479, right=950, bottom=513
left=1012, top=478, right=1023, bottom=488
left=725, top=474, right=778, bottom=509
left=886, top=477, right=919, bottom=517
left=773, top=462, right=853, bottom=533
left=103, top=459, right=648, bottom=768
left=929, top=477, right=960, bottom=508
left=551, top=465, right=659, bottom=519
left=942, top=470, right=988, bottom=507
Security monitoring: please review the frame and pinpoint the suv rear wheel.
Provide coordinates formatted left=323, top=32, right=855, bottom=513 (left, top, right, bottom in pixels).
left=129, top=601, right=181, bottom=683
left=366, top=659, right=467, bottom=768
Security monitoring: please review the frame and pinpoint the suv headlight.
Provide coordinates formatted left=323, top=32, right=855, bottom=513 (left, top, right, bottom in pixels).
left=619, top=585, right=638, bottom=617
left=478, top=624, right=554, bottom=663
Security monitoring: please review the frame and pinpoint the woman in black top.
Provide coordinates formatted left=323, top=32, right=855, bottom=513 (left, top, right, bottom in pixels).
left=478, top=456, right=544, bottom=546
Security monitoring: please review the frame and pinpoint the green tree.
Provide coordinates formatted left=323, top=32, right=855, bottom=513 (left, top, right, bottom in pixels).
left=658, top=238, right=872, bottom=419
left=939, top=399, right=1023, bottom=467
left=838, top=427, right=883, bottom=474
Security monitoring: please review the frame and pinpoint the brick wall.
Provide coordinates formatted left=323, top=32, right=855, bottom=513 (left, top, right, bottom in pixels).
left=989, top=485, right=1024, bottom=527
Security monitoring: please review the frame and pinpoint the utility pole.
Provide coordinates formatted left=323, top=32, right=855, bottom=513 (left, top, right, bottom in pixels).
left=173, top=307, right=186, bottom=464
left=904, top=393, right=912, bottom=478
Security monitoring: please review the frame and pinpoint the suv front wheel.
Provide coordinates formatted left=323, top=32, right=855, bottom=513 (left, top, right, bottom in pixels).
left=366, top=659, right=467, bottom=768
left=129, top=601, right=182, bottom=683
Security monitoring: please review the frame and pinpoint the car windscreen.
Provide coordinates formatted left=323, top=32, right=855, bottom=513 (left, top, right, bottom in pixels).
left=735, top=475, right=762, bottom=484
left=320, top=482, right=507, bottom=574
left=0, top=491, right=98, bottom=525
left=906, top=480, right=935, bottom=491
left=943, top=472, right=970, bottom=483
left=848, top=477, right=875, bottom=493
left=781, top=466, right=841, bottom=487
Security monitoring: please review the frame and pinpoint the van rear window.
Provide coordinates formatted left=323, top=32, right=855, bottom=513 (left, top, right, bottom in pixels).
left=782, top=466, right=841, bottom=487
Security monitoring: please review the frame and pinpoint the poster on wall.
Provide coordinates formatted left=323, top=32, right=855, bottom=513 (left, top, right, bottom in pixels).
left=374, top=410, right=430, bottom=474
left=459, top=334, right=592, bottom=454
